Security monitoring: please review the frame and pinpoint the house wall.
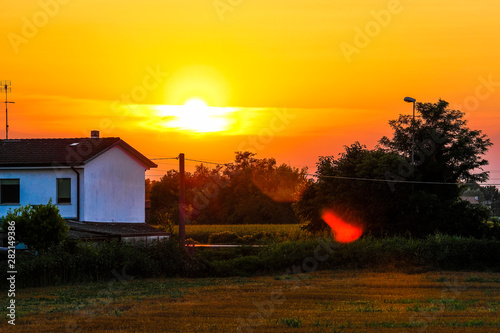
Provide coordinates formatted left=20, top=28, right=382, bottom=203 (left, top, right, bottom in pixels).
left=82, top=146, right=146, bottom=222
left=0, top=168, right=78, bottom=219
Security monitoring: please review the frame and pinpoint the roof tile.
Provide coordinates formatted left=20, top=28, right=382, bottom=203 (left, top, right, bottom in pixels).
left=0, top=138, right=157, bottom=168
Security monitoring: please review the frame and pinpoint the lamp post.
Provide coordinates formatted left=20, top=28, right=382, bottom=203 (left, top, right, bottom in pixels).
left=404, top=97, right=416, bottom=165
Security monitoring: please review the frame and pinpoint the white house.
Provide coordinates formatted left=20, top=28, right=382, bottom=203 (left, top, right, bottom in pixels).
left=0, top=131, right=157, bottom=223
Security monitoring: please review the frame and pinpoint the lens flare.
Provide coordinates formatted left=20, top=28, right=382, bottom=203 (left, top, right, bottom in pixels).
left=321, top=210, right=363, bottom=243
left=251, top=174, right=307, bottom=203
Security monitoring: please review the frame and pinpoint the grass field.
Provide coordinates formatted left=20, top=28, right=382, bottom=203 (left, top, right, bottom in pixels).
left=3, top=270, right=499, bottom=332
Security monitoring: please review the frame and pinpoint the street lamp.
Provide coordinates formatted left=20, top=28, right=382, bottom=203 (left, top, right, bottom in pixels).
left=404, top=97, right=416, bottom=165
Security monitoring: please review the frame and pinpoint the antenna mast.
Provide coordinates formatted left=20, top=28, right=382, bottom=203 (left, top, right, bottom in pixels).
left=1, top=80, right=14, bottom=139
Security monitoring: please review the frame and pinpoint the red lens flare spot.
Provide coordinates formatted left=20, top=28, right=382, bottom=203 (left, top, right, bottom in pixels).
left=321, top=210, right=363, bottom=243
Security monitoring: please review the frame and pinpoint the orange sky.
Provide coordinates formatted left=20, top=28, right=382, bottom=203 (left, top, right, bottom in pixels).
left=1, top=1, right=500, bottom=184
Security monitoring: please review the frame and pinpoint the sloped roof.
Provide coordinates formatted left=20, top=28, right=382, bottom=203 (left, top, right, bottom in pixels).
left=0, top=137, right=157, bottom=169
left=461, top=196, right=479, bottom=205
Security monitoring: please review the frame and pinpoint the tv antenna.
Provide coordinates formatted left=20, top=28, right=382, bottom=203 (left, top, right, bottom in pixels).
left=1, top=80, right=15, bottom=139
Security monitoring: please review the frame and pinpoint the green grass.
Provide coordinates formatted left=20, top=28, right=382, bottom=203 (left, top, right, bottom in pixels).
left=435, top=276, right=449, bottom=282
left=356, top=303, right=382, bottom=312
left=446, top=319, right=487, bottom=327
left=465, top=275, right=489, bottom=283
left=280, top=317, right=303, bottom=328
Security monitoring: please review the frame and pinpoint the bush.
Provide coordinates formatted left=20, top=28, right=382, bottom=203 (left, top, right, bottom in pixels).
left=1, top=200, right=68, bottom=252
left=1, top=234, right=499, bottom=290
left=208, top=231, right=242, bottom=244
left=148, top=209, right=175, bottom=233
left=241, top=231, right=269, bottom=243
left=0, top=239, right=187, bottom=288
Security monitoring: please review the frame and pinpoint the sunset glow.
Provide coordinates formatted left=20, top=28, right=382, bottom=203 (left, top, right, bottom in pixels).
left=1, top=1, right=499, bottom=181
left=2, top=3, right=500, bottom=329
left=322, top=210, right=363, bottom=243
left=154, top=99, right=235, bottom=134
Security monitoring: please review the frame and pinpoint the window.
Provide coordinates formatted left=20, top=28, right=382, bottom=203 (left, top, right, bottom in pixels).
left=57, top=178, right=71, bottom=204
left=1, top=179, right=20, bottom=204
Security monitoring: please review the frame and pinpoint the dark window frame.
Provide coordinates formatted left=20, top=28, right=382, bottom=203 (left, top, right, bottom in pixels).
left=57, top=178, right=71, bottom=204
left=0, top=179, right=20, bottom=205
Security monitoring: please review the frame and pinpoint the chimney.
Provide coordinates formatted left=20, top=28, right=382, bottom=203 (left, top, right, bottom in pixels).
left=91, top=130, right=100, bottom=138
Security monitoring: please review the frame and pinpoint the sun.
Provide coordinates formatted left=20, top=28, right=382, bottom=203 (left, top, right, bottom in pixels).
left=155, top=98, right=235, bottom=133
left=175, top=98, right=227, bottom=133
left=184, top=98, right=208, bottom=110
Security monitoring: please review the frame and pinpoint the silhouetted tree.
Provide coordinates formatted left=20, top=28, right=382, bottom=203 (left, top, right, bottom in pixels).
left=380, top=99, right=491, bottom=195
left=198, top=152, right=306, bottom=224
left=148, top=152, right=308, bottom=225
left=297, top=100, right=496, bottom=238
left=149, top=170, right=180, bottom=224
left=481, top=185, right=500, bottom=216
left=380, top=99, right=493, bottom=236
left=145, top=178, right=154, bottom=201
left=295, top=142, right=408, bottom=235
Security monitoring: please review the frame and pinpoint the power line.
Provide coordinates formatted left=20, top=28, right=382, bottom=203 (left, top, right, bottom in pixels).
left=147, top=154, right=500, bottom=187
left=308, top=173, right=500, bottom=186
left=149, top=156, right=228, bottom=165
left=310, top=174, right=455, bottom=185
left=150, top=157, right=178, bottom=161
left=185, top=158, right=229, bottom=166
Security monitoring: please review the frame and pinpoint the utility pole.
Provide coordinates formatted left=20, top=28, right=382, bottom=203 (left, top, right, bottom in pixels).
left=1, top=81, right=15, bottom=139
left=411, top=101, right=415, bottom=165
left=178, top=153, right=186, bottom=248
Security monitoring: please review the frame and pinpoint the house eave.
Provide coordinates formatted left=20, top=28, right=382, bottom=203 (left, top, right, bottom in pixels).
left=0, top=165, right=83, bottom=170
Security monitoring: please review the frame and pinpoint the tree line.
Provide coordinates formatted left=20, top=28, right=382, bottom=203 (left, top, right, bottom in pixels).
left=147, top=100, right=500, bottom=238
left=146, top=152, right=309, bottom=226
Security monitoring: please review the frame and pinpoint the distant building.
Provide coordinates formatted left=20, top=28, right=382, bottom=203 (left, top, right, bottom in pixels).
left=482, top=200, right=493, bottom=209
left=0, top=131, right=157, bottom=223
left=461, top=196, right=480, bottom=205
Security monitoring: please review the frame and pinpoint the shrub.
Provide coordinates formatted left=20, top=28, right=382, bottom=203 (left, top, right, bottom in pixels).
left=1, top=199, right=68, bottom=252
left=2, top=234, right=499, bottom=290
left=241, top=231, right=269, bottom=243
left=208, top=231, right=242, bottom=244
